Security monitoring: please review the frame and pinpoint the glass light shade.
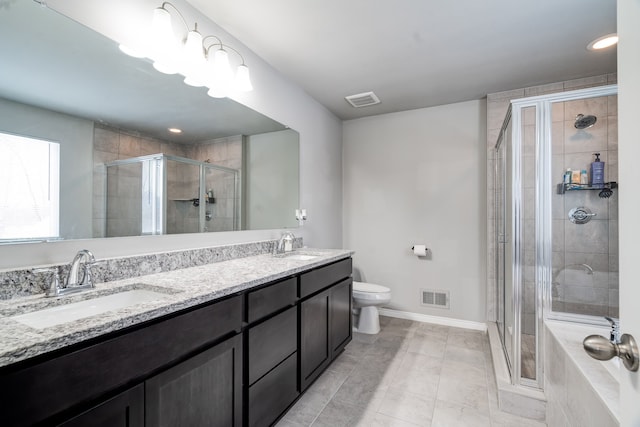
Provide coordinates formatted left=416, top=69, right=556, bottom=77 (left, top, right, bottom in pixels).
left=183, top=29, right=205, bottom=65
left=235, top=64, right=253, bottom=92
left=206, top=48, right=234, bottom=97
left=152, top=7, right=173, bottom=42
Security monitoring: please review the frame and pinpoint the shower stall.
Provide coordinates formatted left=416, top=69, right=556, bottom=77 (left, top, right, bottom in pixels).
left=104, top=153, right=240, bottom=237
left=493, top=84, right=618, bottom=388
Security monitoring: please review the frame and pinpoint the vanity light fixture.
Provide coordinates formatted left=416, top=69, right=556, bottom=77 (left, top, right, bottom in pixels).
left=168, top=127, right=182, bottom=134
left=119, top=2, right=253, bottom=97
left=587, top=33, right=618, bottom=51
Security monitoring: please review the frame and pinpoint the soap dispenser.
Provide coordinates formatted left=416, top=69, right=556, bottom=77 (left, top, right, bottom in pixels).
left=590, top=153, right=605, bottom=188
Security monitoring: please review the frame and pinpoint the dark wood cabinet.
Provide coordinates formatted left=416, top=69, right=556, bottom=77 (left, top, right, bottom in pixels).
left=248, top=306, right=297, bottom=385
left=146, top=334, right=243, bottom=427
left=0, top=295, right=242, bottom=426
left=247, top=303, right=299, bottom=426
left=330, top=278, right=353, bottom=358
left=248, top=352, right=298, bottom=427
left=1, top=256, right=353, bottom=427
left=299, top=260, right=353, bottom=392
left=57, top=384, right=144, bottom=427
left=300, top=288, right=331, bottom=390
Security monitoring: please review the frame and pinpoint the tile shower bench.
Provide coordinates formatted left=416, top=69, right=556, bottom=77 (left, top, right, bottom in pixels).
left=0, top=248, right=353, bottom=426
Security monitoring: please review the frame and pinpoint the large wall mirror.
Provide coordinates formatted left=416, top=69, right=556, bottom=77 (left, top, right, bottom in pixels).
left=0, top=1, right=299, bottom=242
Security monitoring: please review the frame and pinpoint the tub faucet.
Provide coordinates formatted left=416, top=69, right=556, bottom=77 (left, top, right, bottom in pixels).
left=605, top=316, right=621, bottom=344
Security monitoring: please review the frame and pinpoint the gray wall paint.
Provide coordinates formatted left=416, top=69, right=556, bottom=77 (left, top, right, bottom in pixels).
left=0, top=0, right=342, bottom=268
left=343, top=100, right=487, bottom=322
left=245, top=130, right=299, bottom=230
left=0, top=98, right=93, bottom=240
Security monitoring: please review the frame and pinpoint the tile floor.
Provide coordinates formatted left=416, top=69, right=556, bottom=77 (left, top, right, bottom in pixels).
left=276, top=316, right=548, bottom=427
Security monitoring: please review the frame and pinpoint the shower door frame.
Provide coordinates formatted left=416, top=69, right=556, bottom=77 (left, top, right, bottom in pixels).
left=505, top=84, right=618, bottom=389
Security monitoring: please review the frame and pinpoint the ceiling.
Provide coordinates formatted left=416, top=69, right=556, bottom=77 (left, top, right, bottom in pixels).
left=187, top=0, right=617, bottom=120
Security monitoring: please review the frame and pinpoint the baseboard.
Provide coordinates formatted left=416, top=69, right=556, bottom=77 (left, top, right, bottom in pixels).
left=378, top=308, right=487, bottom=332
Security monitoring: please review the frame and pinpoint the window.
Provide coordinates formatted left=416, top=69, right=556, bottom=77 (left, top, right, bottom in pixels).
left=0, top=132, right=60, bottom=241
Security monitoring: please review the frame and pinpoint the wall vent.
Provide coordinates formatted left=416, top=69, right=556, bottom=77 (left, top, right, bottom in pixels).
left=421, top=289, right=450, bottom=309
left=345, top=91, right=381, bottom=108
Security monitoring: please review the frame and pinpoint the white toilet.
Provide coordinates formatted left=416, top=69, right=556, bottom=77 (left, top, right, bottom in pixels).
left=352, top=281, right=391, bottom=334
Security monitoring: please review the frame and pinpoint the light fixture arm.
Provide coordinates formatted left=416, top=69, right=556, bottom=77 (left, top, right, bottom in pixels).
left=159, top=1, right=192, bottom=33
left=204, top=38, right=247, bottom=65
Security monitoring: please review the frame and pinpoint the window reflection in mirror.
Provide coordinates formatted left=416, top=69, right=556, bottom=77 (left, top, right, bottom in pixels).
left=0, top=132, right=60, bottom=241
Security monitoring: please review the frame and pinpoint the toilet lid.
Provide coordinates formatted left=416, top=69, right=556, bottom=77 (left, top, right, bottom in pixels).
left=353, top=281, right=389, bottom=293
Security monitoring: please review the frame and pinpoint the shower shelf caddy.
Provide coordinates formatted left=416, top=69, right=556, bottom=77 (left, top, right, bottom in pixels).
left=556, top=181, right=617, bottom=195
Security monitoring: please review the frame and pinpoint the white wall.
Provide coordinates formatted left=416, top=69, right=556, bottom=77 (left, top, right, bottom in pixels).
left=0, top=98, right=94, bottom=240
left=343, top=100, right=487, bottom=322
left=0, top=0, right=342, bottom=268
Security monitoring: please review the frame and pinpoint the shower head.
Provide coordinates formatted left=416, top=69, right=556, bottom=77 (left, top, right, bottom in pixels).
left=574, top=114, right=597, bottom=129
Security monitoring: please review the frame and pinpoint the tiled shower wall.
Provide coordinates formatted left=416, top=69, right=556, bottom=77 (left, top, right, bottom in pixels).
left=486, top=73, right=618, bottom=325
left=92, top=124, right=242, bottom=237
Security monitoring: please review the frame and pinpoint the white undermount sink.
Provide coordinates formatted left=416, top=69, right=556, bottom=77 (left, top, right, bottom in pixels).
left=285, top=254, right=319, bottom=261
left=11, top=289, right=169, bottom=329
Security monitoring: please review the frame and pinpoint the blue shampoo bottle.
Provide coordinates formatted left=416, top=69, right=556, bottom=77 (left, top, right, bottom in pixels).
left=590, top=153, right=605, bottom=188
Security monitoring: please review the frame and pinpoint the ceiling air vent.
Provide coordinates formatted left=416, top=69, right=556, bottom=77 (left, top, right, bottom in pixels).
left=345, top=91, right=380, bottom=108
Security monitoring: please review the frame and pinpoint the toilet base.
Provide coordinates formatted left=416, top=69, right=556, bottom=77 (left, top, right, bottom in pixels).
left=356, top=306, right=381, bottom=334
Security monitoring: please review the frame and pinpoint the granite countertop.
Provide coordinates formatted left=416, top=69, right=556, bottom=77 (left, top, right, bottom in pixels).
left=0, top=248, right=353, bottom=368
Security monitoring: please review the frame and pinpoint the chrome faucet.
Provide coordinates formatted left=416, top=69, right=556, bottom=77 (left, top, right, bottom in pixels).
left=273, top=232, right=295, bottom=255
left=40, top=249, right=98, bottom=297
left=66, top=249, right=96, bottom=287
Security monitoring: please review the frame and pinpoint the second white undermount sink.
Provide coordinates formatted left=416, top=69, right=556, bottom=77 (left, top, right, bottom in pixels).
left=11, top=289, right=169, bottom=330
left=285, top=254, right=319, bottom=261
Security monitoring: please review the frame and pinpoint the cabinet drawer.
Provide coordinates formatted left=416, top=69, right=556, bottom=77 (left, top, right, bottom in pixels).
left=0, top=295, right=242, bottom=426
left=247, top=277, right=297, bottom=324
left=248, top=306, right=297, bottom=385
left=299, top=258, right=352, bottom=298
left=248, top=352, right=298, bottom=427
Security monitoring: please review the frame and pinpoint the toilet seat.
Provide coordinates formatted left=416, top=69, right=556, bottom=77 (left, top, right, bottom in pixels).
left=353, top=281, right=391, bottom=301
left=353, top=281, right=389, bottom=293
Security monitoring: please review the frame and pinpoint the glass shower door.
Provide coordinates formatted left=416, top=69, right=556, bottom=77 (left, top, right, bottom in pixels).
left=106, top=161, right=143, bottom=237
left=203, top=165, right=239, bottom=233
left=166, top=158, right=201, bottom=235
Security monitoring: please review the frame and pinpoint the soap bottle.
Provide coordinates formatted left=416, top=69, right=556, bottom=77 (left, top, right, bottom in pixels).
left=563, top=169, right=572, bottom=185
left=580, top=169, right=588, bottom=185
left=590, top=153, right=605, bottom=188
left=571, top=169, right=581, bottom=185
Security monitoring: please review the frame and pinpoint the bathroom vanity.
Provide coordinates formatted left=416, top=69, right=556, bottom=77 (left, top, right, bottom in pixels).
left=0, top=249, right=353, bottom=426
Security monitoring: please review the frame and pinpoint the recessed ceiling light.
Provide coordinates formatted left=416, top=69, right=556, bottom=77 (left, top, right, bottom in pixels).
left=587, top=33, right=618, bottom=51
left=168, top=127, right=182, bottom=134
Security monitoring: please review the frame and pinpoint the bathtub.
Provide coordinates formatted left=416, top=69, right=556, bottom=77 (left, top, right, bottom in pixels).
left=544, top=320, right=619, bottom=427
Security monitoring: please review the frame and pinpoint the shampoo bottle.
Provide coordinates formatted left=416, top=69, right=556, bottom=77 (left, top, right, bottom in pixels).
left=590, top=153, right=605, bottom=188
